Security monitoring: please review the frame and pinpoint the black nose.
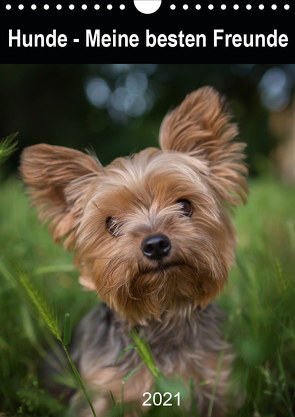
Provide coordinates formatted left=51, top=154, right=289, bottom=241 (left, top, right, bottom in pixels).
left=141, top=233, right=171, bottom=261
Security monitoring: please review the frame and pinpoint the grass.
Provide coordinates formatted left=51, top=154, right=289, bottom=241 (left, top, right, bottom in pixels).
left=0, top=133, right=18, bottom=165
left=0, top=173, right=295, bottom=416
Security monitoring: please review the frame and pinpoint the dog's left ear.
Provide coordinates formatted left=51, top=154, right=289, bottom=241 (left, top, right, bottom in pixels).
left=159, top=86, right=248, bottom=206
left=20, top=144, right=102, bottom=249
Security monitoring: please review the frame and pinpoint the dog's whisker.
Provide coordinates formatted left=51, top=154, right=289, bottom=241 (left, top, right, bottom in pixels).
left=102, top=288, right=113, bottom=297
left=92, top=200, right=103, bottom=213
left=106, top=259, right=129, bottom=278
left=103, top=259, right=115, bottom=271
left=97, top=282, right=107, bottom=295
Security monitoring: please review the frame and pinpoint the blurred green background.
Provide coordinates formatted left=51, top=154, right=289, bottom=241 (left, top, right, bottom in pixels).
left=1, top=64, right=295, bottom=417
left=1, top=63, right=295, bottom=178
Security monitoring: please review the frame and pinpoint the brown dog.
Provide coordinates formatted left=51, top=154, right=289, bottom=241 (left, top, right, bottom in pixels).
left=20, top=87, right=248, bottom=416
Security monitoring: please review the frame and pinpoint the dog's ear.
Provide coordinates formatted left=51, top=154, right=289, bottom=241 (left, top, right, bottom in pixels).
left=159, top=86, right=248, bottom=206
left=20, top=144, right=102, bottom=250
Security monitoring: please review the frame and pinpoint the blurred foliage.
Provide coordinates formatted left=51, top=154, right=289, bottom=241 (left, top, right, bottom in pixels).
left=0, top=132, right=18, bottom=165
left=218, top=176, right=295, bottom=416
left=1, top=64, right=295, bottom=177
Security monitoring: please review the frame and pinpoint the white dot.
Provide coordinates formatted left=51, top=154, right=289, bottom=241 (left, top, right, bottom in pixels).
left=233, top=4, right=239, bottom=9
left=208, top=4, right=214, bottom=9
left=69, top=4, right=74, bottom=9
left=221, top=4, right=226, bottom=9
left=31, top=3, right=36, bottom=9
left=259, top=4, right=264, bottom=9
left=6, top=4, right=11, bottom=9
left=183, top=4, right=188, bottom=9
left=284, top=4, right=290, bottom=9
left=44, top=4, right=49, bottom=9
left=195, top=4, right=201, bottom=10
left=56, top=4, right=62, bottom=9
left=119, top=4, right=125, bottom=9
left=82, top=4, right=87, bottom=9
left=170, top=4, right=176, bottom=9
left=18, top=4, right=24, bottom=9
left=246, top=4, right=252, bottom=9
left=107, top=4, right=112, bottom=9
left=271, top=4, right=277, bottom=9
left=94, top=4, right=100, bottom=9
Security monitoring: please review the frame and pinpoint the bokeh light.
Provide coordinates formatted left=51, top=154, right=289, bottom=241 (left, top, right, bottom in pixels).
left=259, top=67, right=291, bottom=111
left=85, top=77, right=111, bottom=109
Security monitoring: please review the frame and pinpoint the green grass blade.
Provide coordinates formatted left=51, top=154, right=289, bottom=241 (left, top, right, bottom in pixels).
left=189, top=378, right=201, bottom=417
left=276, top=346, right=293, bottom=414
left=63, top=313, right=71, bottom=347
left=0, top=262, right=61, bottom=341
left=34, top=264, right=76, bottom=276
left=208, top=350, right=225, bottom=417
left=113, top=345, right=136, bottom=365
left=63, top=345, right=97, bottom=417
left=52, top=373, right=78, bottom=390
left=0, top=132, right=18, bottom=165
left=119, top=362, right=144, bottom=417
left=110, top=390, right=116, bottom=407
left=129, top=330, right=162, bottom=380
left=122, top=361, right=145, bottom=384
left=18, top=272, right=61, bottom=341
left=21, top=304, right=37, bottom=345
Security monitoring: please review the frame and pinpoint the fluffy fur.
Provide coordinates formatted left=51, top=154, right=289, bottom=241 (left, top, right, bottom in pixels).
left=20, top=86, right=248, bottom=416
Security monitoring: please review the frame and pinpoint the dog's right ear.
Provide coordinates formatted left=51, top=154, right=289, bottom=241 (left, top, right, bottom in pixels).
left=159, top=87, right=248, bottom=207
left=20, top=144, right=102, bottom=250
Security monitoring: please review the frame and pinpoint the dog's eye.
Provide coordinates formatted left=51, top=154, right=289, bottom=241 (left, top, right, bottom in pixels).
left=106, top=217, right=123, bottom=237
left=176, top=199, right=193, bottom=217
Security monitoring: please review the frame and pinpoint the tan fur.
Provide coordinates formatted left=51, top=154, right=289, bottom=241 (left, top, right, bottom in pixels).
left=20, top=87, right=248, bottom=416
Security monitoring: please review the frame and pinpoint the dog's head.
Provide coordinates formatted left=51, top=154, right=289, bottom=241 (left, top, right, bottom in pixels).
left=20, top=87, right=248, bottom=324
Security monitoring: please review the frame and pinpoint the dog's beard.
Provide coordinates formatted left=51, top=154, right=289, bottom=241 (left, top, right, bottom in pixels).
left=91, top=252, right=227, bottom=325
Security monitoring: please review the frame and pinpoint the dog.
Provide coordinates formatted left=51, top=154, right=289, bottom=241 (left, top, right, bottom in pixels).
left=20, top=86, right=248, bottom=416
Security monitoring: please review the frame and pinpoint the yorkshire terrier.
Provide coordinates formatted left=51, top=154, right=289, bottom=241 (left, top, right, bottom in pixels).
left=20, top=86, right=248, bottom=417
